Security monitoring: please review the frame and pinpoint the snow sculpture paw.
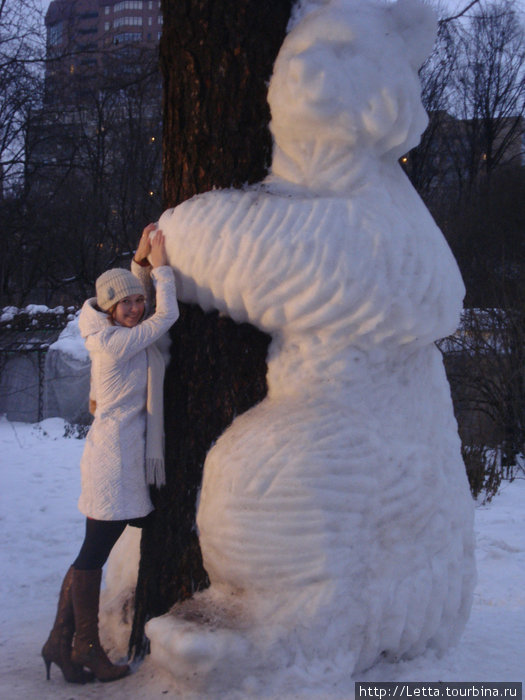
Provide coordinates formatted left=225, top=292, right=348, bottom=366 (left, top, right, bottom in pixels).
left=145, top=0, right=476, bottom=684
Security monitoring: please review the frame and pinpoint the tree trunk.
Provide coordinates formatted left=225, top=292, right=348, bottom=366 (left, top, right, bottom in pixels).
left=129, top=0, right=293, bottom=657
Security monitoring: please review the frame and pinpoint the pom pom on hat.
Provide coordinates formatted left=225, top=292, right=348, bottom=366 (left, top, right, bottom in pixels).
left=96, top=268, right=145, bottom=311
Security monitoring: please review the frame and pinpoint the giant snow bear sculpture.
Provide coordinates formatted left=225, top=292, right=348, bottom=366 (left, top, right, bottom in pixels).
left=146, top=0, right=476, bottom=684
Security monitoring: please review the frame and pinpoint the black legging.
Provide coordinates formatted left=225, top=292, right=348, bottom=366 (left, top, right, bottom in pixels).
left=73, top=513, right=153, bottom=570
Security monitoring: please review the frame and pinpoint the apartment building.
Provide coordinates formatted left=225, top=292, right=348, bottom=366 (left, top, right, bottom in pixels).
left=44, top=0, right=163, bottom=105
left=27, top=0, right=163, bottom=195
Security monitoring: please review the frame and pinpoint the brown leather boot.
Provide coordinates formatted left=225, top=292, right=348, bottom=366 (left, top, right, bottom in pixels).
left=41, top=566, right=95, bottom=684
left=71, top=568, right=130, bottom=682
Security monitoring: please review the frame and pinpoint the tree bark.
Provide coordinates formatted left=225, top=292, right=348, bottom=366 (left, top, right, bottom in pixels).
left=161, top=0, right=294, bottom=204
left=129, top=0, right=293, bottom=657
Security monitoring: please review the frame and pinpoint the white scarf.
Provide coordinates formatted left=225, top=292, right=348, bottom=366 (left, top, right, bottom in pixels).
left=145, top=342, right=167, bottom=486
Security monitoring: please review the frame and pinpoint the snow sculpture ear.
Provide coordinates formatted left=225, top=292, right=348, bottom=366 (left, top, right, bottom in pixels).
left=388, top=0, right=437, bottom=69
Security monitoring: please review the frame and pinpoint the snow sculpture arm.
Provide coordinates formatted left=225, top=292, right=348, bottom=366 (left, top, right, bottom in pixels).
left=159, top=0, right=463, bottom=353
left=160, top=185, right=463, bottom=354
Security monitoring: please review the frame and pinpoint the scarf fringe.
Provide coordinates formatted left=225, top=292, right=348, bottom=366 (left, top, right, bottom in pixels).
left=145, top=342, right=167, bottom=487
left=146, top=457, right=166, bottom=487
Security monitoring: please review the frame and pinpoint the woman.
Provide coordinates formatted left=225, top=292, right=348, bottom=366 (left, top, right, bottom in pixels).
left=42, top=225, right=179, bottom=683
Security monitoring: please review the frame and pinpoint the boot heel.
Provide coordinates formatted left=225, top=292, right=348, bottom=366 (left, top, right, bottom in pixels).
left=72, top=568, right=129, bottom=682
left=43, top=566, right=95, bottom=685
left=43, top=655, right=52, bottom=680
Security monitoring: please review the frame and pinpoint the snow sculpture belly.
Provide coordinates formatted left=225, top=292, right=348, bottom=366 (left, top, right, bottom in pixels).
left=146, top=0, right=476, bottom=683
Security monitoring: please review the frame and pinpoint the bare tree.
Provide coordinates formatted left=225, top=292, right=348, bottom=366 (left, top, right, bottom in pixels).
left=403, top=0, right=524, bottom=307
left=0, top=1, right=46, bottom=302
left=451, top=0, right=525, bottom=190
left=440, top=296, right=525, bottom=500
left=2, top=27, right=164, bottom=306
left=404, top=0, right=524, bottom=198
left=0, top=0, right=44, bottom=193
left=402, top=17, right=460, bottom=196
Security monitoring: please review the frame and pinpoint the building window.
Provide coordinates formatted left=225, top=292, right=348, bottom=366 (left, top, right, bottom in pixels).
left=148, top=16, right=152, bottom=25
left=114, top=16, right=143, bottom=28
left=158, top=14, right=163, bottom=24
left=157, top=30, right=162, bottom=40
left=104, top=21, right=111, bottom=31
left=48, top=22, right=63, bottom=46
left=114, top=1, right=143, bottom=11
left=114, top=32, right=143, bottom=44
left=105, top=6, right=110, bottom=14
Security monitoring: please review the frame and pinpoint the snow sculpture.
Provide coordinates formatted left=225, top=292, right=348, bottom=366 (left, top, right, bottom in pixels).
left=146, top=0, right=476, bottom=684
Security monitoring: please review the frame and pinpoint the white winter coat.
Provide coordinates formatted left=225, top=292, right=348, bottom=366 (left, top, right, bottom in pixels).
left=77, top=264, right=178, bottom=520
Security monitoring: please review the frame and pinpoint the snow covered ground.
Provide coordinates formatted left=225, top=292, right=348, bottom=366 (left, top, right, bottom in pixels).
left=0, top=416, right=523, bottom=699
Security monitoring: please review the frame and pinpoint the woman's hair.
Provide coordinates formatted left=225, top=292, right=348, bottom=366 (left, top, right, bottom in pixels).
left=107, top=303, right=118, bottom=326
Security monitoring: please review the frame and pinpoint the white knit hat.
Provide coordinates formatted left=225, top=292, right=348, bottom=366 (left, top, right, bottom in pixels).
left=96, top=268, right=145, bottom=311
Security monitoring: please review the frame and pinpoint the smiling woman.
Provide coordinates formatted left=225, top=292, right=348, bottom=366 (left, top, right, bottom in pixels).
left=110, top=293, right=146, bottom=328
left=41, top=224, right=179, bottom=684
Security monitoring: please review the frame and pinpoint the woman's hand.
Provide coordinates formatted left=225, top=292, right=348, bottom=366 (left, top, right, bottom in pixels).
left=149, top=229, right=168, bottom=268
left=134, top=223, right=156, bottom=265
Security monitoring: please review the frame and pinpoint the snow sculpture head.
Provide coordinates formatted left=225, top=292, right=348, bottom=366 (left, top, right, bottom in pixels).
left=268, top=0, right=437, bottom=190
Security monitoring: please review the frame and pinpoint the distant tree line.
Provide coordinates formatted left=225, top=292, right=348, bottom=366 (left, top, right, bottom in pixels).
left=406, top=0, right=525, bottom=309
left=404, top=0, right=525, bottom=497
left=1, top=0, right=523, bottom=308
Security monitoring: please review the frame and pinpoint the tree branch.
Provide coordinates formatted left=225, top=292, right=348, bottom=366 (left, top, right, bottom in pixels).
left=440, top=0, right=481, bottom=24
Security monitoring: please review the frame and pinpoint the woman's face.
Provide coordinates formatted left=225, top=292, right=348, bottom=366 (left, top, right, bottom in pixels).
left=112, top=294, right=145, bottom=327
